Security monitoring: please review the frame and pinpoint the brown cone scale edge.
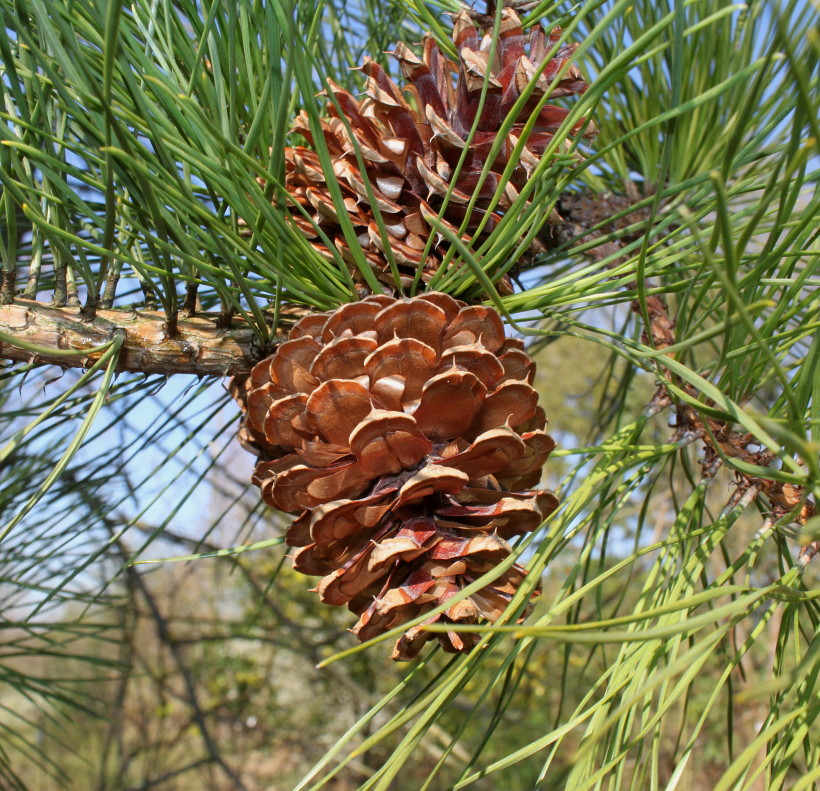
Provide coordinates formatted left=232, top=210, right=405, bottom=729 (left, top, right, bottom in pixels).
left=231, top=293, right=558, bottom=660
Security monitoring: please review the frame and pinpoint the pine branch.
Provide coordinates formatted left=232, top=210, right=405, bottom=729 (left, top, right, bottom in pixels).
left=0, top=300, right=309, bottom=376
left=552, top=188, right=817, bottom=551
left=640, top=292, right=817, bottom=557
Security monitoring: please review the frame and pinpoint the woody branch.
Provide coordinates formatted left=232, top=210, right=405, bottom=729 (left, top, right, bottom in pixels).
left=0, top=299, right=303, bottom=376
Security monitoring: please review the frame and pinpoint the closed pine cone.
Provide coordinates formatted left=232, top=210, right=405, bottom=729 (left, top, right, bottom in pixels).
left=232, top=292, right=557, bottom=660
left=283, top=7, right=593, bottom=290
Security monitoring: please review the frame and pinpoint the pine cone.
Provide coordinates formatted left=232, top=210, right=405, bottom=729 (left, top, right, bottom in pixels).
left=232, top=293, right=558, bottom=660
left=282, top=8, right=593, bottom=291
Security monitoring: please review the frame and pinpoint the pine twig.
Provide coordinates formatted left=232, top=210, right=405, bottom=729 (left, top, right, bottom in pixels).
left=560, top=187, right=817, bottom=558
left=0, top=299, right=311, bottom=376
left=642, top=293, right=817, bottom=551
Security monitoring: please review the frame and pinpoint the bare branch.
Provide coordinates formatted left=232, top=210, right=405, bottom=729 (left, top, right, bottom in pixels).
left=0, top=299, right=310, bottom=377
left=122, top=561, right=250, bottom=791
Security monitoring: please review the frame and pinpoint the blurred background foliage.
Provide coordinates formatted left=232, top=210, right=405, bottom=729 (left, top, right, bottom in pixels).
left=0, top=0, right=818, bottom=789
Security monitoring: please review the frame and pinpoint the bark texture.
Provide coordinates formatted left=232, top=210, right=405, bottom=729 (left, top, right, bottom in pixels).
left=0, top=299, right=297, bottom=376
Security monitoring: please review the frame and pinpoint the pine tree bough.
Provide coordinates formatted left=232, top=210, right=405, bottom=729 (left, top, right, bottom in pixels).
left=560, top=194, right=818, bottom=562
left=231, top=292, right=558, bottom=660
left=642, top=295, right=818, bottom=559
left=0, top=299, right=298, bottom=376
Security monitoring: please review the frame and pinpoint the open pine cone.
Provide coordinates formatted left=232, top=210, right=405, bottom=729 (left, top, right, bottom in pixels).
left=282, top=7, right=593, bottom=290
left=232, top=293, right=557, bottom=660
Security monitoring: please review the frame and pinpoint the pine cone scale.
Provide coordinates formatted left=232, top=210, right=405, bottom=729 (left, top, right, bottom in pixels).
left=233, top=293, right=557, bottom=659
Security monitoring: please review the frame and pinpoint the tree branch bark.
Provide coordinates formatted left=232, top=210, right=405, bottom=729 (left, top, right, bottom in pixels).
left=0, top=299, right=304, bottom=376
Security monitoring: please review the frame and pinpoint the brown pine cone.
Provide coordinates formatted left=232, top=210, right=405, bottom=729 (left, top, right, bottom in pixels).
left=232, top=293, right=557, bottom=660
left=280, top=7, right=593, bottom=291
